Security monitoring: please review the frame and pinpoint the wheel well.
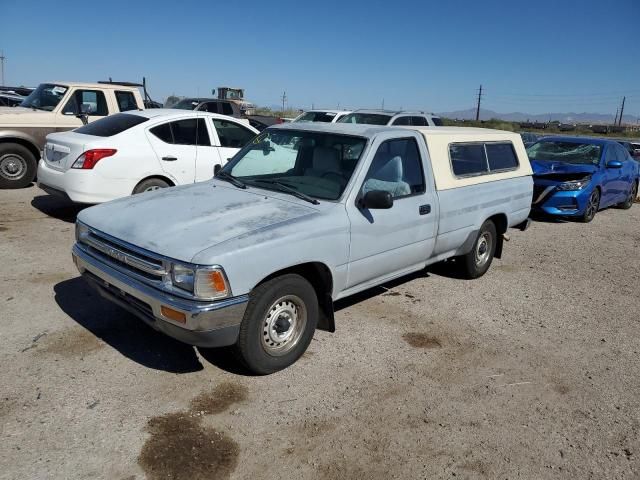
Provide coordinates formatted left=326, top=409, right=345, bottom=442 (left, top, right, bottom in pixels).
left=0, top=138, right=40, bottom=161
left=258, top=262, right=335, bottom=333
left=134, top=175, right=175, bottom=190
left=487, top=213, right=508, bottom=259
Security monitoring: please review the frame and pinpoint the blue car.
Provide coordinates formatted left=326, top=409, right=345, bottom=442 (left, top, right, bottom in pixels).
left=528, top=137, right=639, bottom=222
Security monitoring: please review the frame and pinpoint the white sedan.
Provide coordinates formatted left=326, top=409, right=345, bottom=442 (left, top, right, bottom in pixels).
left=37, top=109, right=259, bottom=203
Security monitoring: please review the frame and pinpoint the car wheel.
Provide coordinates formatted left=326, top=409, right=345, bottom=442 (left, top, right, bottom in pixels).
left=0, top=143, right=37, bottom=189
left=235, top=274, right=318, bottom=374
left=459, top=220, right=497, bottom=279
left=580, top=188, right=600, bottom=222
left=132, top=178, right=170, bottom=194
left=618, top=182, right=637, bottom=210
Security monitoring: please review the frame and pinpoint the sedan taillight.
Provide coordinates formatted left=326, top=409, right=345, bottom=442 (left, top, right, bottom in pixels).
left=71, top=149, right=117, bottom=169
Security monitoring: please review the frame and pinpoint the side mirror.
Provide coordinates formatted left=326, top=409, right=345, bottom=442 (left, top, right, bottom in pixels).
left=213, top=164, right=222, bottom=176
left=606, top=160, right=623, bottom=169
left=76, top=113, right=89, bottom=125
left=360, top=190, right=393, bottom=209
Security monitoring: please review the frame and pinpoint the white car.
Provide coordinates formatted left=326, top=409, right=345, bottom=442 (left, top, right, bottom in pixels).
left=37, top=109, right=259, bottom=203
left=338, top=109, right=443, bottom=127
left=292, top=110, right=352, bottom=123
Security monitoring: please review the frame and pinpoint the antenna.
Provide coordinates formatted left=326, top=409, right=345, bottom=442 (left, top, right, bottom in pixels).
left=0, top=51, right=6, bottom=86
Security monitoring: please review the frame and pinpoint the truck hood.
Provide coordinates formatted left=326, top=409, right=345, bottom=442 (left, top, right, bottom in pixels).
left=531, top=160, right=598, bottom=179
left=77, top=181, right=320, bottom=263
left=0, top=106, right=52, bottom=124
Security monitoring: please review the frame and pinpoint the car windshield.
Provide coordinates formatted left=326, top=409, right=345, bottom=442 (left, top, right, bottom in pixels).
left=527, top=141, right=602, bottom=165
left=294, top=111, right=338, bottom=123
left=20, top=83, right=68, bottom=111
left=171, top=99, right=200, bottom=110
left=337, top=113, right=391, bottom=125
left=221, top=129, right=368, bottom=201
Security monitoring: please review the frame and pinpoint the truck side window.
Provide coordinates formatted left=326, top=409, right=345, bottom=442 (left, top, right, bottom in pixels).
left=115, top=91, right=138, bottom=112
left=62, top=90, right=108, bottom=116
left=485, top=143, right=519, bottom=171
left=362, top=138, right=425, bottom=199
left=212, top=119, right=255, bottom=148
left=450, top=144, right=488, bottom=176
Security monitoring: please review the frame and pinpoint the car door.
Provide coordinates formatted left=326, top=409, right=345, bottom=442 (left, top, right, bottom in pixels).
left=601, top=144, right=621, bottom=206
left=344, top=134, right=438, bottom=289
left=615, top=144, right=635, bottom=201
left=56, top=88, right=110, bottom=129
left=146, top=117, right=210, bottom=185
left=210, top=118, right=258, bottom=164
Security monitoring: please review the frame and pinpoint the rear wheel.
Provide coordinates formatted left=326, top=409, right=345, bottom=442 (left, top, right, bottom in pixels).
left=132, top=178, right=170, bottom=195
left=235, top=274, right=318, bottom=374
left=0, top=143, right=37, bottom=189
left=618, top=182, right=637, bottom=210
left=580, top=188, right=600, bottom=222
left=459, top=220, right=497, bottom=279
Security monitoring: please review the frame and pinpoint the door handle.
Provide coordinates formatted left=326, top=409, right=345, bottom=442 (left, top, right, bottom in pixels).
left=162, top=156, right=177, bottom=161
left=419, top=204, right=431, bottom=215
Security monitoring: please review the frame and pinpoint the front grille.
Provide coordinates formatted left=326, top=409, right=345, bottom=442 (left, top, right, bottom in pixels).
left=85, top=270, right=154, bottom=320
left=81, top=229, right=167, bottom=282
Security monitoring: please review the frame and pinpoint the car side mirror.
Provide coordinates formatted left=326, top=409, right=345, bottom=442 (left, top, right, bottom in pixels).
left=75, top=113, right=89, bottom=125
left=606, top=160, right=623, bottom=169
left=213, top=164, right=222, bottom=176
left=360, top=190, right=393, bottom=209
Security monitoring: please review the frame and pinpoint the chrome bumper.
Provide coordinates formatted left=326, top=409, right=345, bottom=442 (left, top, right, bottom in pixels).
left=72, top=243, right=248, bottom=348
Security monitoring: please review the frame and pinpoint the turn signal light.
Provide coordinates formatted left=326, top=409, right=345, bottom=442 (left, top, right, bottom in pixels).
left=160, top=305, right=186, bottom=324
left=72, top=149, right=117, bottom=169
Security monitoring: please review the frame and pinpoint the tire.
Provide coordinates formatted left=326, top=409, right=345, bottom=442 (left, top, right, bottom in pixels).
left=0, top=143, right=37, bottom=189
left=459, top=220, right=497, bottom=279
left=132, top=178, right=170, bottom=195
left=618, top=181, right=637, bottom=210
left=235, top=274, right=318, bottom=374
left=580, top=188, right=600, bottom=223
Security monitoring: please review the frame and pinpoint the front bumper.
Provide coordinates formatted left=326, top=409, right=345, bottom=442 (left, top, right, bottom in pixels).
left=72, top=243, right=248, bottom=348
left=532, top=183, right=592, bottom=216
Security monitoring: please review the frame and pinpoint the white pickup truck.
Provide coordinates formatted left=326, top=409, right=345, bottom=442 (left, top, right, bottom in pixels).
left=72, top=123, right=533, bottom=373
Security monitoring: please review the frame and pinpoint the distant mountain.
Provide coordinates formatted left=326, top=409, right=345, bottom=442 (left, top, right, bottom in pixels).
left=438, top=108, right=639, bottom=125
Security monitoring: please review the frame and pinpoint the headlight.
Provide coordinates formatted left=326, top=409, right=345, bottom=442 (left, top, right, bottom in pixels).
left=557, top=178, right=591, bottom=191
left=75, top=221, right=89, bottom=242
left=171, top=264, right=230, bottom=300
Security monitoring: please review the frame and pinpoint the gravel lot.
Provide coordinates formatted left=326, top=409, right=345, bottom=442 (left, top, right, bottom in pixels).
left=1, top=185, right=639, bottom=480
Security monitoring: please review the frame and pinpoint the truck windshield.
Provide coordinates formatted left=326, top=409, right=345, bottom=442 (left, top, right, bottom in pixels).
left=20, top=83, right=68, bottom=111
left=222, top=129, right=367, bottom=201
left=527, top=141, right=602, bottom=165
left=337, top=113, right=391, bottom=125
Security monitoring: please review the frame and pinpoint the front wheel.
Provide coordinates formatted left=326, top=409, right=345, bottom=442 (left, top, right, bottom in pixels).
left=235, top=274, right=318, bottom=374
left=618, top=182, right=637, bottom=210
left=0, top=143, right=37, bottom=189
left=580, top=188, right=600, bottom=222
left=459, top=220, right=497, bottom=279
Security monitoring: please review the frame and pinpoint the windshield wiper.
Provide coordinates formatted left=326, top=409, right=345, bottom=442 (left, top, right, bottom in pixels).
left=251, top=179, right=320, bottom=205
left=215, top=171, right=246, bottom=189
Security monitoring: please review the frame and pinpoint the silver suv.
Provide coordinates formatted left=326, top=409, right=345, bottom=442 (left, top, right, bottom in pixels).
left=338, top=109, right=443, bottom=127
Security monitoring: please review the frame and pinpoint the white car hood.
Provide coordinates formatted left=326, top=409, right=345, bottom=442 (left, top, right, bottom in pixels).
left=77, top=181, right=320, bottom=263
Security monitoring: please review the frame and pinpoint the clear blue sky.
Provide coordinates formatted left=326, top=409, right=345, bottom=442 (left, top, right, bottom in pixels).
left=1, top=0, right=638, bottom=116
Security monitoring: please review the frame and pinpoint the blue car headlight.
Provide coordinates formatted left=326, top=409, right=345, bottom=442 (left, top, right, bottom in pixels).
left=557, top=177, right=591, bottom=191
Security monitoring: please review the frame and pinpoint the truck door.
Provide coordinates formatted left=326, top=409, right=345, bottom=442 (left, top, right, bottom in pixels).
left=56, top=88, right=109, bottom=130
left=344, top=134, right=438, bottom=289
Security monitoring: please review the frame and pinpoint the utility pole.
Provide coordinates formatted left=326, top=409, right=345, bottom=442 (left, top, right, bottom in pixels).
left=618, top=96, right=626, bottom=126
left=280, top=91, right=287, bottom=113
left=0, top=51, right=5, bottom=86
left=381, top=98, right=385, bottom=110
left=614, top=108, right=619, bottom=126
left=475, top=85, right=483, bottom=121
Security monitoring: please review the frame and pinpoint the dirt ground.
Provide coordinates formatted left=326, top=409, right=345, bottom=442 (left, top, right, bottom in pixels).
left=1, top=185, right=639, bottom=480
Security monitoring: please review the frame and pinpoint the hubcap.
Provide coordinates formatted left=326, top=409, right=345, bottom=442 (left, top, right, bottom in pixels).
left=475, top=232, right=492, bottom=267
left=261, top=295, right=307, bottom=356
left=0, top=154, right=27, bottom=180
